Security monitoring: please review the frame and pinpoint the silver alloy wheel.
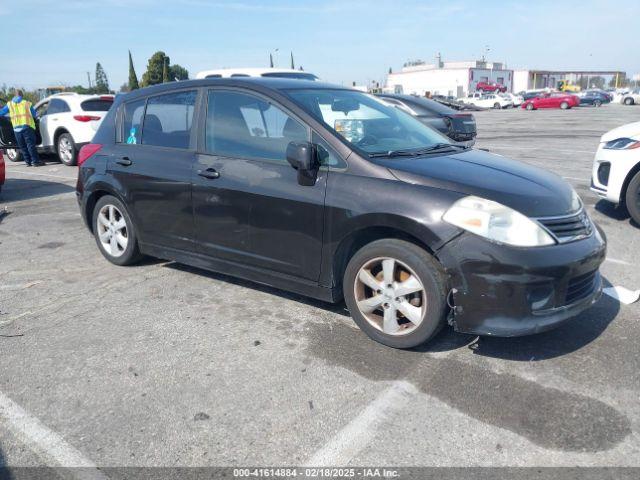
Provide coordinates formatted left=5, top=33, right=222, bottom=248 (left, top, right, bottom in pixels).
left=6, top=148, right=18, bottom=161
left=354, top=257, right=427, bottom=336
left=97, top=204, right=128, bottom=258
left=58, top=136, right=74, bottom=163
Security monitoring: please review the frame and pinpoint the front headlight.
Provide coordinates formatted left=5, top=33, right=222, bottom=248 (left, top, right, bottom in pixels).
left=603, top=137, right=640, bottom=150
left=443, top=196, right=555, bottom=247
left=571, top=188, right=582, bottom=212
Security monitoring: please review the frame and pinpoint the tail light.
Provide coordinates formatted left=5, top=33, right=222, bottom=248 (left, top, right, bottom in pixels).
left=78, top=144, right=103, bottom=166
left=74, top=115, right=101, bottom=122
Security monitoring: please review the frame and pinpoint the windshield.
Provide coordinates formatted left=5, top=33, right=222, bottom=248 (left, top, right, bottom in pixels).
left=285, top=88, right=450, bottom=155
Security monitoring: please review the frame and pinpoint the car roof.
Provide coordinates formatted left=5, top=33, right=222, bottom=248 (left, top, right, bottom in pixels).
left=37, top=93, right=114, bottom=107
left=117, top=78, right=354, bottom=102
left=195, top=67, right=318, bottom=79
left=376, top=93, right=456, bottom=115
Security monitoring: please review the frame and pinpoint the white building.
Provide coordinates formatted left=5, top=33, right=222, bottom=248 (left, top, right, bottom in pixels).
left=386, top=60, right=514, bottom=98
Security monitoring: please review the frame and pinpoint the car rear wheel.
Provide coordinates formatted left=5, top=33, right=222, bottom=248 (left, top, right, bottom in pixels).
left=594, top=100, right=602, bottom=107
left=92, top=195, right=143, bottom=266
left=626, top=171, right=640, bottom=226
left=624, top=97, right=634, bottom=106
left=560, top=101, right=569, bottom=110
left=6, top=148, right=21, bottom=162
left=343, top=239, right=448, bottom=349
left=493, top=102, right=501, bottom=109
left=57, top=133, right=77, bottom=166
left=526, top=103, right=534, bottom=110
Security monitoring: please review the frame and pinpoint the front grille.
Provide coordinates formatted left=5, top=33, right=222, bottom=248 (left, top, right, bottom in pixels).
left=538, top=210, right=592, bottom=243
left=565, top=270, right=598, bottom=305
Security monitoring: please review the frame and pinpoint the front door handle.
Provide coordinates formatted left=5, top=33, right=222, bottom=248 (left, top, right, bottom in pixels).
left=116, top=157, right=132, bottom=166
left=198, top=168, right=220, bottom=179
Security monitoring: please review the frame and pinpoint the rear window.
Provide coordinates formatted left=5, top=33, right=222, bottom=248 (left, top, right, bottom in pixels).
left=81, top=99, right=113, bottom=112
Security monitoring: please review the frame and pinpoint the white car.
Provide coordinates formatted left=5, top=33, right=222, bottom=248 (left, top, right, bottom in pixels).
left=499, top=92, right=523, bottom=107
left=195, top=67, right=319, bottom=81
left=591, top=121, right=640, bottom=224
left=6, top=93, right=113, bottom=166
left=620, top=89, right=640, bottom=106
left=460, top=92, right=512, bottom=109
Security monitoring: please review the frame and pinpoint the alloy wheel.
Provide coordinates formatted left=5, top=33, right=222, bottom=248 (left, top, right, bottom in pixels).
left=354, top=257, right=426, bottom=336
left=97, top=204, right=128, bottom=257
left=58, top=136, right=74, bottom=163
left=6, top=149, right=18, bottom=161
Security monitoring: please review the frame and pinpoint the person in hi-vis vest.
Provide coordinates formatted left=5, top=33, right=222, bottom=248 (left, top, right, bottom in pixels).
left=0, top=89, right=42, bottom=166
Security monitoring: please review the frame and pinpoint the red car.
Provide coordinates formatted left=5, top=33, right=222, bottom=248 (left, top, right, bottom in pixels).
left=476, top=81, right=507, bottom=93
left=521, top=92, right=580, bottom=110
left=0, top=151, right=4, bottom=194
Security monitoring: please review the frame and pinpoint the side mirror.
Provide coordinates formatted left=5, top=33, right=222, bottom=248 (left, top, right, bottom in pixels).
left=286, top=141, right=319, bottom=186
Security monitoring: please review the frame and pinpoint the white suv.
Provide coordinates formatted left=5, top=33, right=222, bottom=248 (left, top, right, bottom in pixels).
left=195, top=67, right=319, bottom=81
left=591, top=121, right=640, bottom=224
left=6, top=92, right=113, bottom=166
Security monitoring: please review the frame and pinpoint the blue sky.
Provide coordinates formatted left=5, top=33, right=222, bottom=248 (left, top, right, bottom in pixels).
left=1, top=0, right=638, bottom=90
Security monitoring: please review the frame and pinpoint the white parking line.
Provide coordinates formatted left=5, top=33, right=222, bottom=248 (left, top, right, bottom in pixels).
left=6, top=169, right=76, bottom=181
left=606, top=257, right=632, bottom=266
left=0, top=391, right=108, bottom=479
left=305, top=381, right=418, bottom=466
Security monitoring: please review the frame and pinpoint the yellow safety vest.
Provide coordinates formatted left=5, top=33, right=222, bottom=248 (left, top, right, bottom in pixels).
left=8, top=100, right=36, bottom=129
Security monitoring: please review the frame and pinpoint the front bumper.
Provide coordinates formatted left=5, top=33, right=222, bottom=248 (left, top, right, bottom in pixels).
left=437, top=227, right=606, bottom=337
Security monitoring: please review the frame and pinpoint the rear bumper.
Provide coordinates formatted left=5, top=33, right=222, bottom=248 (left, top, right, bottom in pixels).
left=437, top=226, right=606, bottom=337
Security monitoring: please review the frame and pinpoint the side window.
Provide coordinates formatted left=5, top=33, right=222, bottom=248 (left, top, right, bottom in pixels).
left=36, top=102, right=49, bottom=117
left=142, top=90, right=197, bottom=149
left=119, top=98, right=146, bottom=144
left=206, top=90, right=308, bottom=162
left=47, top=99, right=70, bottom=115
left=313, top=132, right=346, bottom=168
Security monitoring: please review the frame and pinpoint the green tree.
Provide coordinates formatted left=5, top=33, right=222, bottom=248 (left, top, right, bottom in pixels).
left=141, top=51, right=168, bottom=87
left=290, top=52, right=295, bottom=70
left=128, top=50, right=139, bottom=91
left=95, top=62, right=110, bottom=93
left=169, top=64, right=189, bottom=81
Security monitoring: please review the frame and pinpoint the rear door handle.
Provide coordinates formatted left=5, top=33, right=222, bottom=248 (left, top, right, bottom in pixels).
left=116, top=157, right=132, bottom=166
left=198, top=168, right=220, bottom=179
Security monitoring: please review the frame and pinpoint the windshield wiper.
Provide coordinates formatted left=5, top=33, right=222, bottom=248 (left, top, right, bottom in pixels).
left=368, top=143, right=468, bottom=158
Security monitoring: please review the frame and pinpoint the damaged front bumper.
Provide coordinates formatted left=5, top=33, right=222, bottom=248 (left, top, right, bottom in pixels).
left=437, top=228, right=607, bottom=337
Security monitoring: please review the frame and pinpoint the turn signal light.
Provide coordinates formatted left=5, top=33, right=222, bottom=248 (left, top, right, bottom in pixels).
left=74, top=115, right=101, bottom=122
left=78, top=144, right=103, bottom=166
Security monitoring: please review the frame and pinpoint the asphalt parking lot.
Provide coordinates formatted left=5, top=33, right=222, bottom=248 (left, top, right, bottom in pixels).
left=0, top=104, right=639, bottom=471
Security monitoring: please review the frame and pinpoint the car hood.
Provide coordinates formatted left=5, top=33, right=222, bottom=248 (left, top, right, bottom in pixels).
left=601, top=122, right=640, bottom=142
left=379, top=149, right=576, bottom=217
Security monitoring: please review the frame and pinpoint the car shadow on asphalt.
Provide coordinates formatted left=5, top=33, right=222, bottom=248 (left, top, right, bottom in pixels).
left=166, top=263, right=619, bottom=360
left=0, top=178, right=74, bottom=204
left=594, top=199, right=640, bottom=228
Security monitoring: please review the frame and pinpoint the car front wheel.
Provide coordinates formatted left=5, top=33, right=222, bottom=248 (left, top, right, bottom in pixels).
left=626, top=171, right=640, bottom=226
left=624, top=97, right=634, bottom=106
left=57, top=133, right=77, bottom=166
left=5, top=148, right=22, bottom=162
left=560, top=101, right=570, bottom=110
left=526, top=103, right=534, bottom=110
left=92, top=195, right=143, bottom=266
left=343, top=239, right=448, bottom=349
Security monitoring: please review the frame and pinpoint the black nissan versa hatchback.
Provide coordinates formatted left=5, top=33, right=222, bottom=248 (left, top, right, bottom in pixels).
left=75, top=78, right=606, bottom=349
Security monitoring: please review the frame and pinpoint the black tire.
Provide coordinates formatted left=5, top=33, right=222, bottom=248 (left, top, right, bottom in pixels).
left=343, top=239, right=448, bottom=349
left=493, top=102, right=501, bottom=109
left=6, top=148, right=22, bottom=162
left=624, top=97, right=634, bottom=106
left=625, top=171, right=640, bottom=226
left=594, top=100, right=602, bottom=107
left=57, top=133, right=77, bottom=166
left=92, top=195, right=143, bottom=266
left=560, top=101, right=569, bottom=110
left=526, top=103, right=535, bottom=110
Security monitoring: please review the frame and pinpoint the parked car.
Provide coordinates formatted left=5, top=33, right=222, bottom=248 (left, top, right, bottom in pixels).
left=0, top=93, right=114, bottom=166
left=0, top=151, right=4, bottom=194
left=196, top=67, right=320, bottom=81
left=475, top=81, right=507, bottom=93
left=376, top=93, right=477, bottom=146
left=591, top=121, right=640, bottom=225
left=576, top=90, right=611, bottom=107
left=462, top=92, right=511, bottom=109
left=621, top=89, right=640, bottom=106
left=520, top=90, right=545, bottom=101
left=521, top=92, right=580, bottom=110
left=499, top=92, right=523, bottom=107
left=68, top=78, right=605, bottom=349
